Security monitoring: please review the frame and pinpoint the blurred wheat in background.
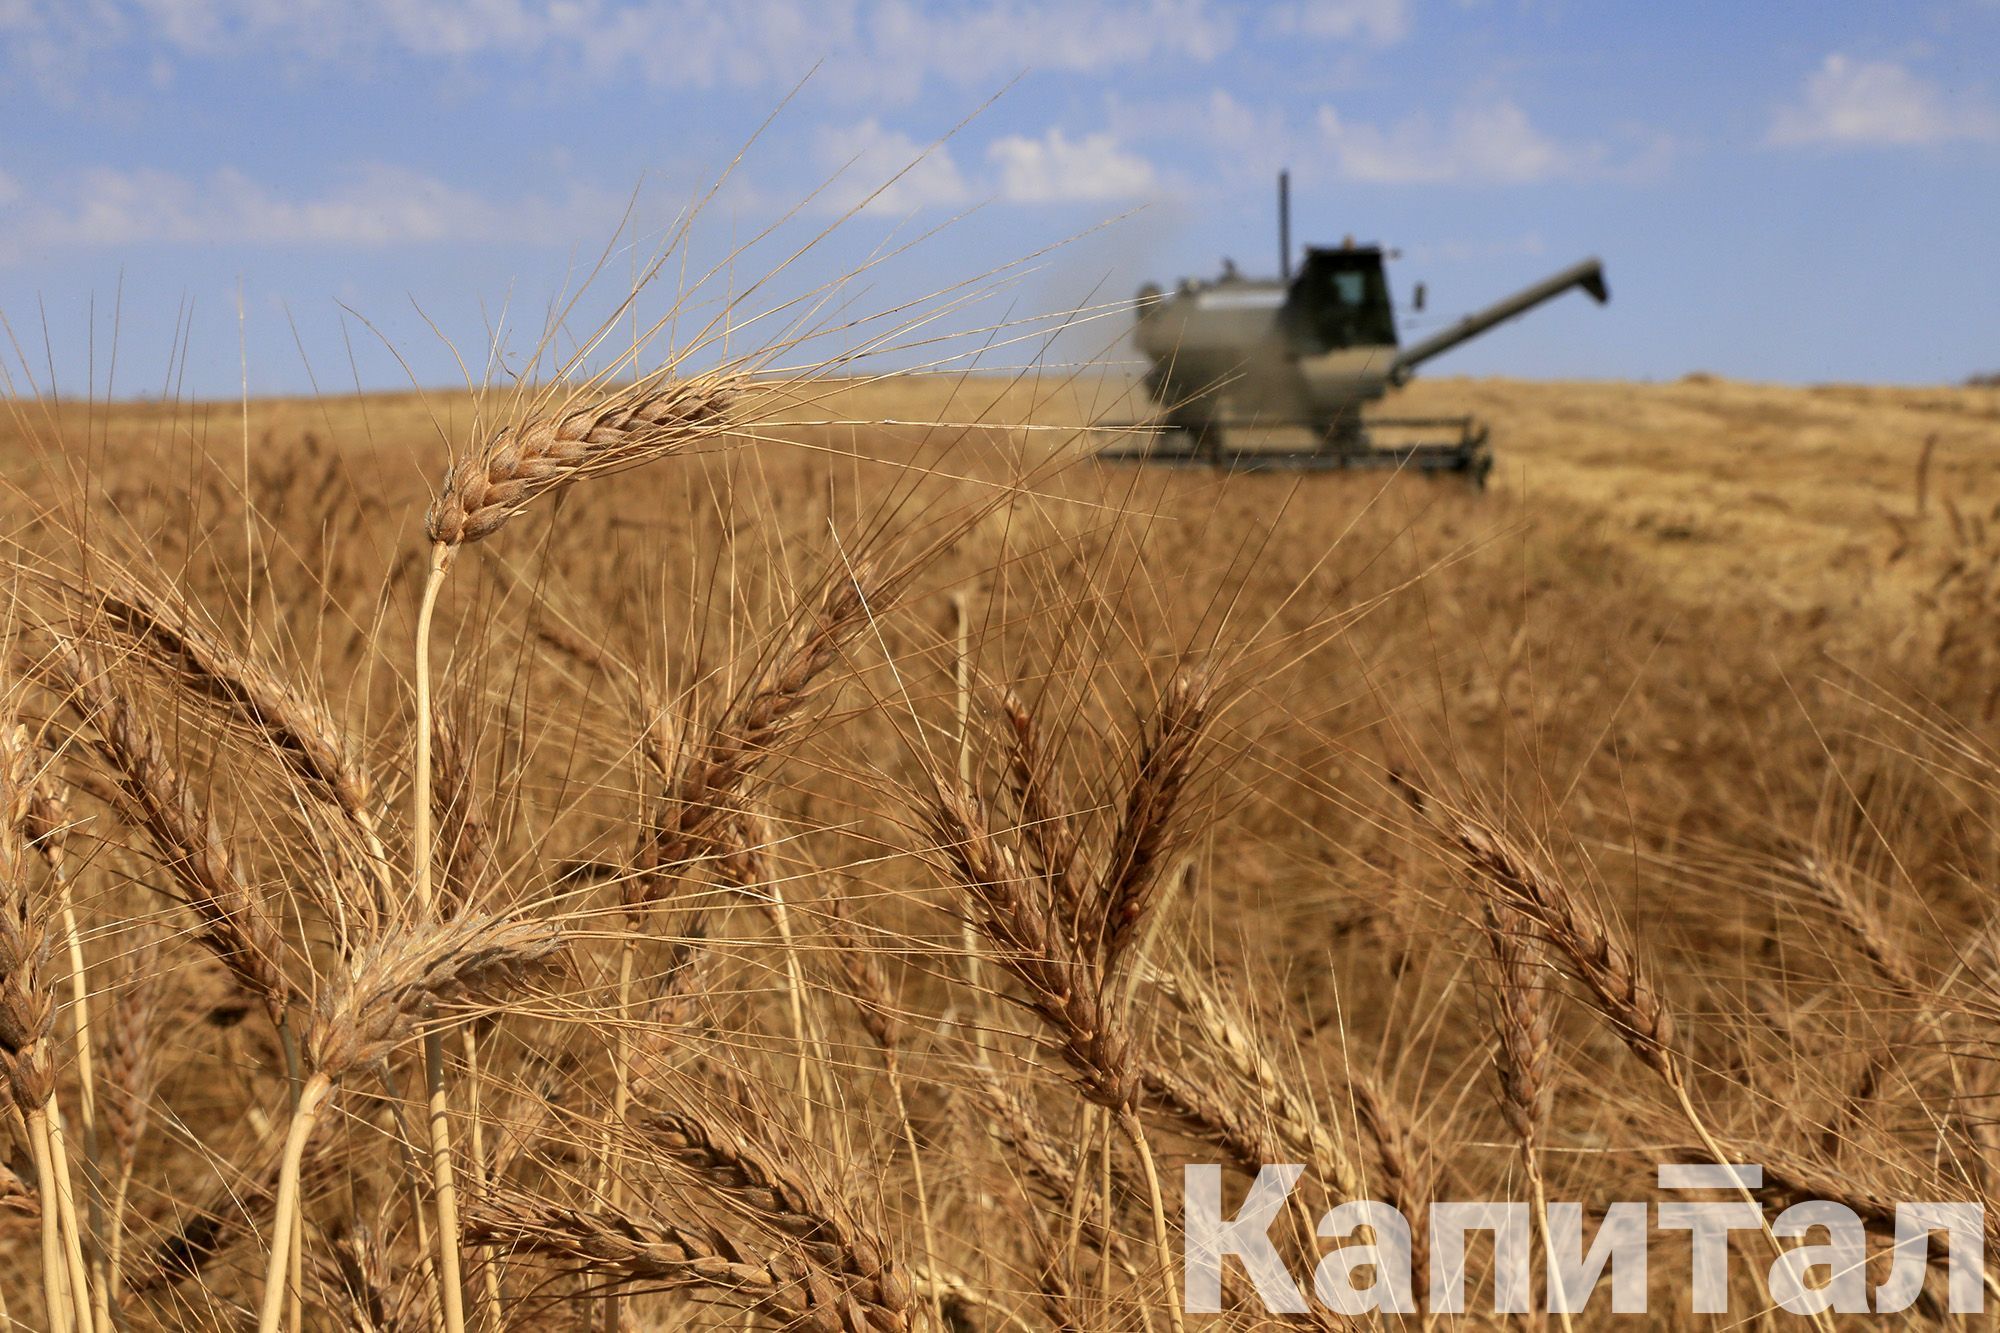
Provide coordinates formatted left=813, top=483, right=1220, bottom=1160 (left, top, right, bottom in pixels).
left=0, top=206, right=1998, bottom=1333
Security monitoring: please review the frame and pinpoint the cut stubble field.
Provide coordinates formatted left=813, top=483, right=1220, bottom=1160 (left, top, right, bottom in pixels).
left=0, top=368, right=1997, bottom=1329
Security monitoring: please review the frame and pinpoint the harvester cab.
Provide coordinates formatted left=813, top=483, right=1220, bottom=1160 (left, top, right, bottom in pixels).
left=1100, top=173, right=1610, bottom=481
left=1282, top=244, right=1399, bottom=355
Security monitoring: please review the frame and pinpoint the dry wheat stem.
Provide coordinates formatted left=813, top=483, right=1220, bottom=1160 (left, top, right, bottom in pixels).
left=429, top=706, right=501, bottom=1325
left=825, top=892, right=944, bottom=1331
left=97, top=940, right=160, bottom=1313
left=3, top=712, right=91, bottom=1333
left=1116, top=1108, right=1185, bottom=1333
left=23, top=775, right=96, bottom=1136
left=407, top=545, right=469, bottom=1333
left=459, top=1023, right=506, bottom=1332
left=43, top=1107, right=97, bottom=1333
left=258, top=1070, right=334, bottom=1333
left=28, top=778, right=115, bottom=1333
left=27, top=1107, right=73, bottom=1333
left=255, top=910, right=564, bottom=1333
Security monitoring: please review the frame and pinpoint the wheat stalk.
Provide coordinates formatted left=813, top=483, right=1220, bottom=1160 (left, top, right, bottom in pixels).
left=410, top=374, right=741, bottom=1333
left=1, top=713, right=93, bottom=1333
left=424, top=705, right=509, bottom=1326
left=822, top=890, right=945, bottom=1329
left=94, top=930, right=161, bottom=1315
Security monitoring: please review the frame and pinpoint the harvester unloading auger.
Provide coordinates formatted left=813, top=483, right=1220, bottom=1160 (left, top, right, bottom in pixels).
left=1098, top=172, right=1609, bottom=482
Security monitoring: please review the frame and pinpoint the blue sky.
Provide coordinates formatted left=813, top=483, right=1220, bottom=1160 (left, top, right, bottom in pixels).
left=2, top=1, right=1997, bottom=399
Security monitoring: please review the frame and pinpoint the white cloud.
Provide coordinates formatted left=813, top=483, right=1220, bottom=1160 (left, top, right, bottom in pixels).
left=1317, top=99, right=1586, bottom=184
left=987, top=129, right=1158, bottom=203
left=814, top=119, right=971, bottom=214
left=0, top=163, right=621, bottom=263
left=4, top=0, right=1243, bottom=100
left=1264, top=0, right=1408, bottom=44
left=1768, top=54, right=2000, bottom=147
left=1194, top=89, right=1296, bottom=169
left=865, top=0, right=1233, bottom=89
left=1102, top=88, right=1302, bottom=189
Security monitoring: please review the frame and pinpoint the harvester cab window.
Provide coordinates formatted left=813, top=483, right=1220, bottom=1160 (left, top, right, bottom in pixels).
left=1283, top=247, right=1398, bottom=353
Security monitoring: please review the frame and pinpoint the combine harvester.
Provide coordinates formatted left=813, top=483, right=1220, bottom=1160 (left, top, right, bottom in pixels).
left=1100, top=172, right=1609, bottom=482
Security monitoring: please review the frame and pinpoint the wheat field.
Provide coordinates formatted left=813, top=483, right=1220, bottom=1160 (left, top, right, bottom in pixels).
left=0, top=357, right=1997, bottom=1330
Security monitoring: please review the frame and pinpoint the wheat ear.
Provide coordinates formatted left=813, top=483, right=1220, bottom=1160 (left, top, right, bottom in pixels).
left=1096, top=670, right=1214, bottom=972
left=927, top=779, right=1188, bottom=1331
left=1477, top=902, right=1567, bottom=1332
left=636, top=562, right=881, bottom=908
left=1453, top=812, right=1837, bottom=1333
left=1794, top=854, right=1954, bottom=1161
left=425, top=378, right=737, bottom=548
left=467, top=1187, right=910, bottom=1332
left=51, top=643, right=294, bottom=1023
left=94, top=577, right=389, bottom=917
left=640, top=1106, right=917, bottom=1331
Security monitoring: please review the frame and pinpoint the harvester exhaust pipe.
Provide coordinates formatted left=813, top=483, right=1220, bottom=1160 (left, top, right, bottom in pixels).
left=1388, top=257, right=1609, bottom=384
left=1278, top=170, right=1291, bottom=282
